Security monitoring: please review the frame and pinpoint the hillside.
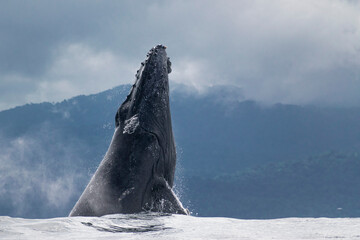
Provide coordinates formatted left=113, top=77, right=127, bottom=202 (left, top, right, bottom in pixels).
left=0, top=84, right=360, bottom=218
left=185, top=152, right=360, bottom=218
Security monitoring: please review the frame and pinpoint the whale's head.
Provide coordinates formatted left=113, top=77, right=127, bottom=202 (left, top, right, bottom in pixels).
left=115, top=44, right=176, bottom=186
left=117, top=44, right=171, bottom=126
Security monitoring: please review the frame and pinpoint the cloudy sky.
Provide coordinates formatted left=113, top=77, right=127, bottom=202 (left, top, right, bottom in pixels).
left=1, top=0, right=360, bottom=110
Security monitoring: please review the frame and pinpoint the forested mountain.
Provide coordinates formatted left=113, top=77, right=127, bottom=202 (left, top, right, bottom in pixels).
left=186, top=152, right=360, bottom=218
left=0, top=84, right=359, bottom=218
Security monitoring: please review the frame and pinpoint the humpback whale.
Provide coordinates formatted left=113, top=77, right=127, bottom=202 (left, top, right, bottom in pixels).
left=69, top=45, right=188, bottom=216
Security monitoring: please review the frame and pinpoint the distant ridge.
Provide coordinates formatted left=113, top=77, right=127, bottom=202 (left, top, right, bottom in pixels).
left=0, top=84, right=360, bottom=218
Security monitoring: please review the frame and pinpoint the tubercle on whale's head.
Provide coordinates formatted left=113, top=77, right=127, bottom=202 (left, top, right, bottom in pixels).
left=142, top=44, right=171, bottom=75
left=116, top=45, right=172, bottom=130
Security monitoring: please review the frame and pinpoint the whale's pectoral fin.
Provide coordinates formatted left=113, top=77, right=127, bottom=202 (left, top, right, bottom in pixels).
left=150, top=178, right=189, bottom=215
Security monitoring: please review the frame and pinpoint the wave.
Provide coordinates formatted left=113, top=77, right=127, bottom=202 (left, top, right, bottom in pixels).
left=0, top=213, right=359, bottom=240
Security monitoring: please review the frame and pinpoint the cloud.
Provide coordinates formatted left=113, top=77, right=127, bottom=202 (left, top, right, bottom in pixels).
left=28, top=43, right=137, bottom=104
left=0, top=124, right=88, bottom=217
left=0, top=43, right=136, bottom=109
left=170, top=59, right=220, bottom=93
left=165, top=0, right=360, bottom=106
left=0, top=0, right=360, bottom=109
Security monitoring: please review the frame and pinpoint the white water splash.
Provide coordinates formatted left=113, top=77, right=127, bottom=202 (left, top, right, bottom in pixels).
left=123, top=114, right=139, bottom=134
left=1, top=214, right=360, bottom=240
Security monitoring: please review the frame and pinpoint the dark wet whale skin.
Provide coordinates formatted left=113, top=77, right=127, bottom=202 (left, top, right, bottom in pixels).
left=69, top=45, right=188, bottom=216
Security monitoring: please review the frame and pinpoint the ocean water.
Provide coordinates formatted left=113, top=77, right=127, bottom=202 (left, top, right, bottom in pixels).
left=1, top=213, right=359, bottom=240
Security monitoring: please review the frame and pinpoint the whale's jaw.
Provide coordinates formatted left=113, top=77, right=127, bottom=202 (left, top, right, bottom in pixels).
left=116, top=44, right=176, bottom=187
